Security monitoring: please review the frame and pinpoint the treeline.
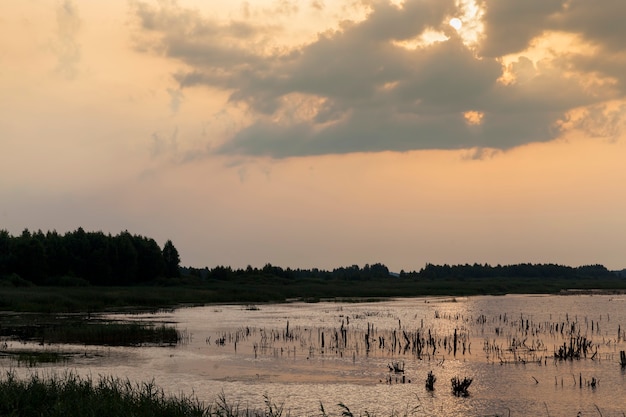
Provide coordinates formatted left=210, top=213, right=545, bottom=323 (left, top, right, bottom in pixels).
left=183, top=262, right=391, bottom=281
left=183, top=262, right=616, bottom=282
left=0, top=226, right=619, bottom=288
left=0, top=228, right=180, bottom=286
left=402, top=262, right=615, bottom=280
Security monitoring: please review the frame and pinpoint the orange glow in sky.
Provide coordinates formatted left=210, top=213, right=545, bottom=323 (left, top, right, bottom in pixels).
left=1, top=0, right=626, bottom=271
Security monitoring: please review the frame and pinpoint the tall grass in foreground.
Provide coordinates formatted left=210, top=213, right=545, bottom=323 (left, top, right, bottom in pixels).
left=0, top=372, right=207, bottom=417
left=0, top=372, right=429, bottom=417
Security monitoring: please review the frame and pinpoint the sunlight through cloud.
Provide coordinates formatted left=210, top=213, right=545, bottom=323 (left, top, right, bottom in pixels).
left=453, top=0, right=484, bottom=48
left=449, top=17, right=462, bottom=30
left=464, top=110, right=485, bottom=126
left=392, top=29, right=449, bottom=50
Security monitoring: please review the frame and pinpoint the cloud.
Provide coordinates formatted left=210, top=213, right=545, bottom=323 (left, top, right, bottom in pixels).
left=132, top=0, right=626, bottom=158
left=151, top=126, right=179, bottom=159
left=268, top=0, right=299, bottom=17
left=563, top=104, right=626, bottom=140
left=554, top=0, right=626, bottom=54
left=310, top=0, right=324, bottom=12
left=51, top=0, right=81, bottom=80
left=477, top=0, right=565, bottom=57
left=478, top=0, right=626, bottom=57
left=167, top=88, right=184, bottom=113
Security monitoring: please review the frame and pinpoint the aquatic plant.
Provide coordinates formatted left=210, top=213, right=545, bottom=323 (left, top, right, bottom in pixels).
left=553, top=336, right=594, bottom=361
left=451, top=376, right=473, bottom=397
left=1, top=317, right=183, bottom=347
left=388, top=361, right=404, bottom=373
left=14, top=350, right=68, bottom=366
left=425, top=371, right=436, bottom=391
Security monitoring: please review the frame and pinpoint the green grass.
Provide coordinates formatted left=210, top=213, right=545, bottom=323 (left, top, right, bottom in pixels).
left=0, top=286, right=218, bottom=313
left=1, top=275, right=626, bottom=314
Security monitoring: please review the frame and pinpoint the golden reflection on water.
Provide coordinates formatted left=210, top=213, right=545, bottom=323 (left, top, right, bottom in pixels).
left=2, top=295, right=626, bottom=416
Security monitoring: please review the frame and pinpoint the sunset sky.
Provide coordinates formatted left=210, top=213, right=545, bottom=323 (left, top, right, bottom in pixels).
left=2, top=0, right=626, bottom=272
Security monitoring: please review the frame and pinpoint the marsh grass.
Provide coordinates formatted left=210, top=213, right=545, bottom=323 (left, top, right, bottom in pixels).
left=1, top=373, right=415, bottom=417
left=15, top=351, right=68, bottom=366
left=0, top=350, right=70, bottom=367
left=451, top=376, right=473, bottom=397
left=211, top=392, right=287, bottom=417
left=3, top=274, right=626, bottom=314
left=1, top=372, right=607, bottom=417
left=1, top=314, right=182, bottom=347
left=0, top=372, right=207, bottom=417
left=41, top=322, right=181, bottom=346
left=0, top=286, right=220, bottom=313
left=425, top=371, right=436, bottom=391
left=0, top=371, right=470, bottom=417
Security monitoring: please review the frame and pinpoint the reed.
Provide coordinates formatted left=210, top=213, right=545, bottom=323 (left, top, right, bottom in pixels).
left=3, top=320, right=183, bottom=347
left=451, top=376, right=473, bottom=397
left=0, top=372, right=207, bottom=417
left=0, top=373, right=425, bottom=417
left=425, top=371, right=436, bottom=391
left=1, top=372, right=618, bottom=416
left=3, top=274, right=626, bottom=314
left=12, top=350, right=68, bottom=366
left=41, top=322, right=182, bottom=346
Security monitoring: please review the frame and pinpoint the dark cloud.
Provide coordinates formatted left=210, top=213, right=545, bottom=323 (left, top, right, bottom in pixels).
left=479, top=0, right=626, bottom=90
left=133, top=0, right=626, bottom=158
left=477, top=1, right=626, bottom=62
left=555, top=0, right=626, bottom=53
left=477, top=0, right=565, bottom=57
left=552, top=0, right=626, bottom=96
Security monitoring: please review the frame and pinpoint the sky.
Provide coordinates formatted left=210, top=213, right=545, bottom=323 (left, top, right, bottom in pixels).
left=1, top=0, right=626, bottom=272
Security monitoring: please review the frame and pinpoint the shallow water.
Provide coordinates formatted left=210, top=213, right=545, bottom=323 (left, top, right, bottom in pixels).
left=3, top=294, right=626, bottom=416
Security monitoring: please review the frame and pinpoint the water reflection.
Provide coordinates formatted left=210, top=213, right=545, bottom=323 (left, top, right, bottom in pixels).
left=2, top=295, right=626, bottom=416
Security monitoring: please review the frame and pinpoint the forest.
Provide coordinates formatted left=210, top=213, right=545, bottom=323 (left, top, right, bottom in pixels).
left=0, top=228, right=180, bottom=286
left=0, top=228, right=621, bottom=288
left=183, top=261, right=616, bottom=282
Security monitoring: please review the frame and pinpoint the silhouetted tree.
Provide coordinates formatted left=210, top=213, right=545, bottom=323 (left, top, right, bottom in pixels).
left=111, top=232, right=138, bottom=284
left=162, top=239, right=180, bottom=278
left=12, top=229, right=46, bottom=283
left=134, top=236, right=165, bottom=282
left=0, top=229, right=11, bottom=276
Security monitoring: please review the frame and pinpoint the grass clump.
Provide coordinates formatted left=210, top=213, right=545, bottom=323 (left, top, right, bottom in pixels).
left=210, top=392, right=287, bottom=417
left=0, top=373, right=430, bottom=417
left=425, top=371, right=436, bottom=391
left=451, top=376, right=473, bottom=397
left=0, top=372, right=208, bottom=417
left=15, top=351, right=68, bottom=367
left=1, top=316, right=182, bottom=347
left=41, top=322, right=181, bottom=346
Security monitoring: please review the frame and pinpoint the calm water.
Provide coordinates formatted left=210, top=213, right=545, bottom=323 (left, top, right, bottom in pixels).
left=3, top=294, right=626, bottom=416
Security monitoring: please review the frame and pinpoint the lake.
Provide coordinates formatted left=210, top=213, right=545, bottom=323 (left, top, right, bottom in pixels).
left=2, top=294, right=626, bottom=416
